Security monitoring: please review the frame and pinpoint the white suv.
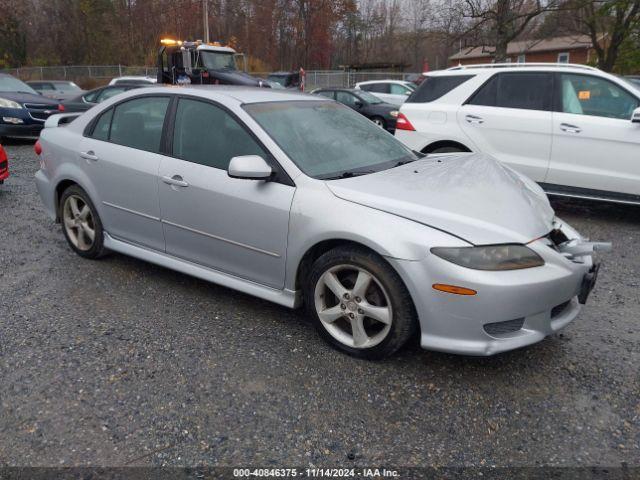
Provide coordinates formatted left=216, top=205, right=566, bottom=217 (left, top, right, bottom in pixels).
left=395, top=63, right=640, bottom=205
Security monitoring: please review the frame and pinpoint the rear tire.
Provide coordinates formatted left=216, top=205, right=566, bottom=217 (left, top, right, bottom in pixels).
left=59, top=185, right=106, bottom=259
left=304, top=246, right=417, bottom=359
left=370, top=116, right=386, bottom=129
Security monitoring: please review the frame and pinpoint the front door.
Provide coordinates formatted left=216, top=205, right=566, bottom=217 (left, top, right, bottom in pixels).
left=458, top=72, right=554, bottom=182
left=546, top=73, right=640, bottom=197
left=158, top=97, right=295, bottom=289
left=78, top=95, right=170, bottom=251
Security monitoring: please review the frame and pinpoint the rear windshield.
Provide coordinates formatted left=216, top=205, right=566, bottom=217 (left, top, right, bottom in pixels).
left=244, top=100, right=417, bottom=179
left=406, top=75, right=474, bottom=103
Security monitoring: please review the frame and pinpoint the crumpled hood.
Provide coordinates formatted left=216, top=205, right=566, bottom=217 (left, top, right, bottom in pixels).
left=326, top=153, right=555, bottom=245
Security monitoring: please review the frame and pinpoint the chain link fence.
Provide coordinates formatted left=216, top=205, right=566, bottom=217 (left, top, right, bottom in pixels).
left=2, top=65, right=418, bottom=90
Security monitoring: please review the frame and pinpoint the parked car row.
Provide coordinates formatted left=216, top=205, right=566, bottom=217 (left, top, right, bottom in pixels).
left=3, top=64, right=623, bottom=360
left=33, top=82, right=609, bottom=360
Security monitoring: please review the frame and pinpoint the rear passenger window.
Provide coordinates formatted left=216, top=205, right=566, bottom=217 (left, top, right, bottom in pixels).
left=91, top=108, right=113, bottom=141
left=172, top=98, right=267, bottom=170
left=109, top=96, right=169, bottom=153
left=468, top=73, right=552, bottom=111
left=407, top=75, right=474, bottom=103
left=367, top=83, right=390, bottom=94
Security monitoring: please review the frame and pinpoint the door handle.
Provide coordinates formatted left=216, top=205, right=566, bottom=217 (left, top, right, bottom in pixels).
left=465, top=114, right=484, bottom=124
left=80, top=151, right=99, bottom=161
left=162, top=174, right=189, bottom=187
left=560, top=123, right=581, bottom=134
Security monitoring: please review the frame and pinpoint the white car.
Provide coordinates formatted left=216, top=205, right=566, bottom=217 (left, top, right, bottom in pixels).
left=354, top=80, right=415, bottom=106
left=108, top=76, right=157, bottom=86
left=395, top=63, right=640, bottom=205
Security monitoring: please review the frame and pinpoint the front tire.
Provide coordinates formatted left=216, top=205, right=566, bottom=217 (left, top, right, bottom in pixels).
left=59, top=185, right=106, bottom=259
left=304, top=246, right=417, bottom=359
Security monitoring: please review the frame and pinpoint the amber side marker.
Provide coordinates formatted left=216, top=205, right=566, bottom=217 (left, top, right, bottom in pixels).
left=432, top=284, right=477, bottom=296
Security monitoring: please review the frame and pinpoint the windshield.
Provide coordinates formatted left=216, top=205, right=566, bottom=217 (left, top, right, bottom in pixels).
left=199, top=51, right=238, bottom=70
left=355, top=90, right=382, bottom=104
left=0, top=76, right=38, bottom=94
left=244, top=100, right=418, bottom=179
left=621, top=77, right=640, bottom=92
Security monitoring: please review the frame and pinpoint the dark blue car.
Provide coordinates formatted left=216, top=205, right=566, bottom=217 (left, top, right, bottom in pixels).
left=0, top=74, right=63, bottom=141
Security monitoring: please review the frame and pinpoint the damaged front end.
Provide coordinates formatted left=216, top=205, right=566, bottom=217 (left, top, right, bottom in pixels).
left=543, top=220, right=612, bottom=304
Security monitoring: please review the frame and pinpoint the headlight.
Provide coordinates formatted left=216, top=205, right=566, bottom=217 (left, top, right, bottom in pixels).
left=0, top=98, right=23, bottom=109
left=431, top=244, right=544, bottom=270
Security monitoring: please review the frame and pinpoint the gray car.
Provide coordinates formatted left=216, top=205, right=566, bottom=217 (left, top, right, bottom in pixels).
left=27, top=80, right=85, bottom=102
left=34, top=86, right=608, bottom=359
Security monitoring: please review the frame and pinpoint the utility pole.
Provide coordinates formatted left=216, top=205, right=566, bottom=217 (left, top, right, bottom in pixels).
left=203, top=0, right=210, bottom=43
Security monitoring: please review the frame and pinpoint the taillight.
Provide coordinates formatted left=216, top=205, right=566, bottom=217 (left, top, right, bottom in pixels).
left=58, top=104, right=65, bottom=112
left=34, top=140, right=42, bottom=156
left=395, top=113, right=415, bottom=131
left=0, top=144, right=7, bottom=163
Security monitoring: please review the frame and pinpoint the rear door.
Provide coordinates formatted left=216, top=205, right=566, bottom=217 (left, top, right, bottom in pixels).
left=78, top=95, right=170, bottom=251
left=546, top=73, right=640, bottom=198
left=458, top=72, right=554, bottom=182
left=158, top=97, right=295, bottom=289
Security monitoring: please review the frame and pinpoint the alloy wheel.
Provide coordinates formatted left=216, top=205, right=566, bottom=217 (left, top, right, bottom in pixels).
left=314, top=264, right=393, bottom=349
left=63, top=195, right=96, bottom=251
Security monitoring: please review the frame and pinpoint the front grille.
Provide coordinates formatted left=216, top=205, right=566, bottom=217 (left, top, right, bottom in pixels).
left=24, top=103, right=58, bottom=122
left=551, top=300, right=571, bottom=318
left=483, top=318, right=525, bottom=336
left=23, top=103, right=51, bottom=109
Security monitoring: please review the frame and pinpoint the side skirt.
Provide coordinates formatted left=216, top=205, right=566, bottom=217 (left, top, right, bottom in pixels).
left=103, top=232, right=302, bottom=309
left=540, top=183, right=640, bottom=206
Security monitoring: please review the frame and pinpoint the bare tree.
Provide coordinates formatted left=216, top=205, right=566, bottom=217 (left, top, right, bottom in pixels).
left=405, top=0, right=432, bottom=69
left=459, top=0, right=561, bottom=62
left=571, top=0, right=640, bottom=71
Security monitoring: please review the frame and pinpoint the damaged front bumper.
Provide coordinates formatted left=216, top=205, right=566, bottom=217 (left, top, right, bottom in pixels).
left=388, top=219, right=611, bottom=356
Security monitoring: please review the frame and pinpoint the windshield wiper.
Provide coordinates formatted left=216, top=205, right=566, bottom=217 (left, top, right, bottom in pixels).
left=323, top=170, right=376, bottom=180
left=394, top=158, right=417, bottom=167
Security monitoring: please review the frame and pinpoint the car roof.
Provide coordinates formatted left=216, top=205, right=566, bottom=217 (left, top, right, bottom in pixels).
left=130, top=85, right=324, bottom=104
left=27, top=80, right=74, bottom=84
left=427, top=63, right=606, bottom=77
left=314, top=87, right=358, bottom=92
left=357, top=79, right=409, bottom=85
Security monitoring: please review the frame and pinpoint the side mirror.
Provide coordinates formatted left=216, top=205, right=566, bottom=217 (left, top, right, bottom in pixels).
left=228, top=155, right=273, bottom=180
left=632, top=107, right=640, bottom=123
left=354, top=100, right=363, bottom=109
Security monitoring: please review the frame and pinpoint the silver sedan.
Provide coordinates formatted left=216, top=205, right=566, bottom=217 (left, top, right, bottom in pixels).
left=34, top=86, right=608, bottom=359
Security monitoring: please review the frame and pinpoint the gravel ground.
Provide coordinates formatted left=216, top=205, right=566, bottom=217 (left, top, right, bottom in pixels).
left=0, top=142, right=638, bottom=469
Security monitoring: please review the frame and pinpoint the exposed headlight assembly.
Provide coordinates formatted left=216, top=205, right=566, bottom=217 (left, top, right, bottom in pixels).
left=431, top=244, right=544, bottom=271
left=0, top=98, right=23, bottom=109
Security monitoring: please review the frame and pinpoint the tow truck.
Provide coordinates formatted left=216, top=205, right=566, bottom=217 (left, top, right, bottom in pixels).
left=157, top=38, right=269, bottom=87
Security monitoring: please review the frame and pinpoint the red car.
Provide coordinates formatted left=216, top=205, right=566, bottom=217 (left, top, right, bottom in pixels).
left=0, top=144, right=8, bottom=184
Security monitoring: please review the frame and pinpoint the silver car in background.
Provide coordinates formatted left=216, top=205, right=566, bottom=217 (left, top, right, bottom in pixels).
left=34, top=86, right=608, bottom=359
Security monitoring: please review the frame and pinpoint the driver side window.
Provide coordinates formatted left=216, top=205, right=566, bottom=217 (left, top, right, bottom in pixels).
left=560, top=74, right=639, bottom=120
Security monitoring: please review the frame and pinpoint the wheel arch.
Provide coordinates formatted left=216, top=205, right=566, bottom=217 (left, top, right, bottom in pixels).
left=422, top=140, right=471, bottom=154
left=54, top=179, right=79, bottom=220
left=295, top=239, right=390, bottom=292
left=52, top=169, right=99, bottom=223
